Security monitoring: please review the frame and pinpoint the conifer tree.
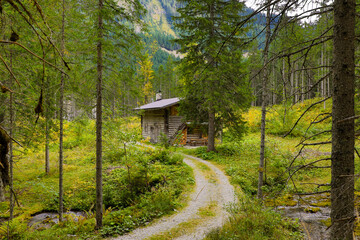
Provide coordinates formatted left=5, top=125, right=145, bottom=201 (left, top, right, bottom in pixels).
left=174, top=0, right=252, bottom=151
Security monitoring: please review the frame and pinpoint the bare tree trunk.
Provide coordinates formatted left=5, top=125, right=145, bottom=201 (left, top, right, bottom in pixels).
left=96, top=0, right=104, bottom=229
left=301, top=68, right=304, bottom=103
left=206, top=4, right=216, bottom=152
left=207, top=109, right=216, bottom=152
left=294, top=63, right=298, bottom=103
left=58, top=0, right=65, bottom=222
left=258, top=0, right=270, bottom=201
left=272, top=63, right=276, bottom=105
left=331, top=0, right=355, bottom=239
left=45, top=78, right=50, bottom=175
left=0, top=177, right=4, bottom=202
left=282, top=58, right=286, bottom=102
left=9, top=51, right=14, bottom=220
left=290, top=64, right=294, bottom=104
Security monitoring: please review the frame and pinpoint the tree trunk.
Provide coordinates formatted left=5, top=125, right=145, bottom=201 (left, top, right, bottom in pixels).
left=301, top=68, right=304, bottom=103
left=0, top=128, right=9, bottom=203
left=96, top=0, right=104, bottom=229
left=58, top=0, right=65, bottom=222
left=207, top=109, right=216, bottom=152
left=258, top=0, right=271, bottom=201
left=331, top=0, right=355, bottom=239
left=0, top=176, right=5, bottom=202
left=282, top=58, right=286, bottom=102
left=9, top=51, right=14, bottom=219
left=45, top=78, right=50, bottom=175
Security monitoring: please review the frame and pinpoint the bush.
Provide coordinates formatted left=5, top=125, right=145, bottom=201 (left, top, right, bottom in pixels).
left=194, top=147, right=216, bottom=160
left=216, top=143, right=239, bottom=156
left=205, top=198, right=302, bottom=240
left=159, top=133, right=170, bottom=149
left=0, top=219, right=27, bottom=239
left=150, top=149, right=183, bottom=165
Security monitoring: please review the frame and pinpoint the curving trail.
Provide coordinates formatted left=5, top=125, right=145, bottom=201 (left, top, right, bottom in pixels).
left=112, top=154, right=237, bottom=240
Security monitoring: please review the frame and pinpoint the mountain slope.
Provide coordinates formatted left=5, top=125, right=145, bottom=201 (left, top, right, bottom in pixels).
left=140, top=0, right=178, bottom=38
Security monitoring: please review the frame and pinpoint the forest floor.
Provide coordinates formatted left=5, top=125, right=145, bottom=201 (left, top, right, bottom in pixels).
left=111, top=154, right=237, bottom=240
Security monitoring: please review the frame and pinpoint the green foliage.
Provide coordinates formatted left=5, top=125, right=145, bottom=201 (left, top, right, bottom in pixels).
left=185, top=135, right=294, bottom=196
left=175, top=0, right=252, bottom=143
left=101, top=187, right=178, bottom=237
left=4, top=118, right=193, bottom=239
left=62, top=119, right=95, bottom=150
left=0, top=219, right=28, bottom=240
left=205, top=198, right=302, bottom=240
left=101, top=147, right=192, bottom=236
left=244, top=99, right=332, bottom=138
left=194, top=147, right=216, bottom=160
left=159, top=132, right=170, bottom=149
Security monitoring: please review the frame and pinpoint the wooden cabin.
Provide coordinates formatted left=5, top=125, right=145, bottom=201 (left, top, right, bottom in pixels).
left=135, top=96, right=207, bottom=145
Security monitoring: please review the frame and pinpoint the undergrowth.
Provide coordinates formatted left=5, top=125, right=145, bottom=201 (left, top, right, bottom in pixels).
left=0, top=117, right=193, bottom=239
left=205, top=198, right=303, bottom=240
left=181, top=99, right=339, bottom=239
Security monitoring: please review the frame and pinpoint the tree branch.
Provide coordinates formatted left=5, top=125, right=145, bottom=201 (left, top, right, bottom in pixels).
left=0, top=40, right=69, bottom=76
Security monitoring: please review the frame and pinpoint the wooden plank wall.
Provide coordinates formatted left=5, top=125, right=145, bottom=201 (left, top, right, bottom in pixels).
left=142, top=110, right=165, bottom=143
left=168, top=116, right=183, bottom=138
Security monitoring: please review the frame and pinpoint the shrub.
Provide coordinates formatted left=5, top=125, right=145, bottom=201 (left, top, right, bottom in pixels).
left=159, top=133, right=170, bottom=149
left=205, top=198, right=302, bottom=240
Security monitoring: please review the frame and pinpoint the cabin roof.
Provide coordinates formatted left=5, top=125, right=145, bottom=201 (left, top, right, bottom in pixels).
left=135, top=97, right=180, bottom=110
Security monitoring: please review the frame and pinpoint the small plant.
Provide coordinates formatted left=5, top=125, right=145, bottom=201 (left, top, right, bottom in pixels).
left=159, top=133, right=170, bottom=149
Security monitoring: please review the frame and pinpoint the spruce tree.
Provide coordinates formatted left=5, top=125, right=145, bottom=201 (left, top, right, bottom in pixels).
left=174, top=0, right=252, bottom=151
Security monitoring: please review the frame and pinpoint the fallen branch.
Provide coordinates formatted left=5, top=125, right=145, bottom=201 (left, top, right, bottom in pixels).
left=301, top=141, right=331, bottom=146
left=295, top=190, right=330, bottom=196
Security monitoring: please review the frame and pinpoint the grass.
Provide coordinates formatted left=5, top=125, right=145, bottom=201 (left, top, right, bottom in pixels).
left=146, top=202, right=219, bottom=240
left=179, top=98, right=349, bottom=239
left=0, top=117, right=194, bottom=239
left=204, top=198, right=303, bottom=240
left=192, top=159, right=218, bottom=183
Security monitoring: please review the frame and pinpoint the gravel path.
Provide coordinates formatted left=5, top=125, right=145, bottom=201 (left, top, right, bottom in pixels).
left=112, top=154, right=237, bottom=240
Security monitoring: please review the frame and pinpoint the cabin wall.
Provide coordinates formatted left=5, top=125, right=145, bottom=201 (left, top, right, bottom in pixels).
left=141, top=104, right=204, bottom=144
left=168, top=116, right=183, bottom=138
left=142, top=109, right=166, bottom=143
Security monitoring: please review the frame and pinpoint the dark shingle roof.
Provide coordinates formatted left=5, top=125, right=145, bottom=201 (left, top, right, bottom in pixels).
left=135, top=98, right=180, bottom=110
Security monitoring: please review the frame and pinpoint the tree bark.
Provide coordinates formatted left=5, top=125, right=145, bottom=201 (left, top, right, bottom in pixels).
left=257, top=0, right=271, bottom=201
left=0, top=176, right=4, bottom=202
left=96, top=0, right=104, bottom=229
left=58, top=0, right=65, bottom=222
left=45, top=78, right=50, bottom=175
left=331, top=0, right=355, bottom=239
left=9, top=50, right=14, bottom=219
left=207, top=109, right=216, bottom=152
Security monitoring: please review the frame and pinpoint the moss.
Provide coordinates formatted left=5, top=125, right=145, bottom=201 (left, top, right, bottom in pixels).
left=321, top=218, right=331, bottom=227
left=304, top=207, right=320, bottom=213
left=265, top=194, right=297, bottom=207
left=310, top=200, right=330, bottom=207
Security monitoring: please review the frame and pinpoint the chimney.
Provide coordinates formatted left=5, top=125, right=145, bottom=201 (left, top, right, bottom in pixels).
left=156, top=90, right=162, bottom=101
